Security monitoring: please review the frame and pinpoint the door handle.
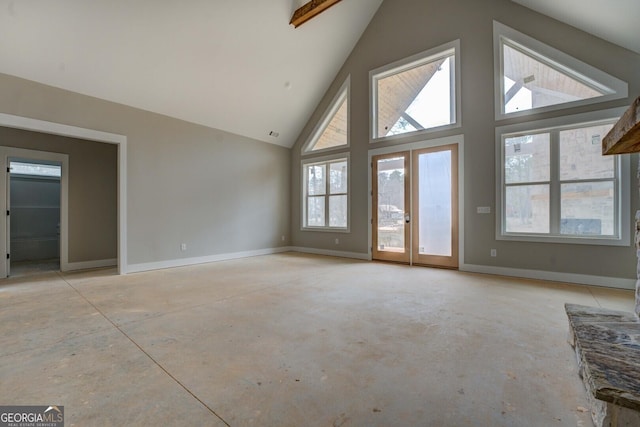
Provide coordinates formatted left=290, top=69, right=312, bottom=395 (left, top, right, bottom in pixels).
left=405, top=215, right=411, bottom=223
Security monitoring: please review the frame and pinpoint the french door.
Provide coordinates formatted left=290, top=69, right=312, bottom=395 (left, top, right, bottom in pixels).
left=372, top=144, right=458, bottom=268
left=372, top=152, right=410, bottom=263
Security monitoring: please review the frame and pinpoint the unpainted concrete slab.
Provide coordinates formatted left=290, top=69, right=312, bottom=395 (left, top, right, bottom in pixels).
left=0, top=253, right=634, bottom=426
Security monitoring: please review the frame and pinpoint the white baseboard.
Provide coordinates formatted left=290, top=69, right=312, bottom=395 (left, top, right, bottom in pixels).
left=290, top=246, right=370, bottom=261
left=64, top=258, right=117, bottom=272
left=461, top=263, right=636, bottom=290
left=127, top=247, right=292, bottom=274
left=123, top=246, right=633, bottom=291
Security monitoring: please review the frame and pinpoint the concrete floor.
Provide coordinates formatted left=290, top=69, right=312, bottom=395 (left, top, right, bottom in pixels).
left=0, top=253, right=634, bottom=426
left=10, top=259, right=60, bottom=278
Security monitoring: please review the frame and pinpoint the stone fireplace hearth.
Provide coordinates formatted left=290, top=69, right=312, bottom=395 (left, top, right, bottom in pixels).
left=565, top=96, right=640, bottom=427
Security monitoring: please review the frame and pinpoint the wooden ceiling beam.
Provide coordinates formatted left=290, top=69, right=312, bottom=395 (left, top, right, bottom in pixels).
left=603, top=96, right=640, bottom=155
left=290, top=0, right=343, bottom=28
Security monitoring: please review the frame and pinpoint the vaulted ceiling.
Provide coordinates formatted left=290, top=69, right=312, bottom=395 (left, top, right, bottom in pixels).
left=0, top=0, right=384, bottom=148
left=511, top=0, right=640, bottom=56
left=0, top=0, right=637, bottom=148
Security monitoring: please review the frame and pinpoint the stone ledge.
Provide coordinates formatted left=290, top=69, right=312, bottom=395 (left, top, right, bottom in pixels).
left=566, top=303, right=640, bottom=426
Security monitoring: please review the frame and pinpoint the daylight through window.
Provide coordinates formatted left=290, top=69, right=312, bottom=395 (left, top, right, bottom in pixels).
left=494, top=22, right=627, bottom=119
left=500, top=119, right=624, bottom=243
left=303, top=157, right=349, bottom=230
left=303, top=77, right=349, bottom=153
left=371, top=41, right=459, bottom=141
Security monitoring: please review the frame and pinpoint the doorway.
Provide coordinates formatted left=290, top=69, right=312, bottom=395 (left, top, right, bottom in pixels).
left=0, top=147, right=69, bottom=278
left=372, top=143, right=458, bottom=268
left=0, top=114, right=127, bottom=276
left=8, top=159, right=62, bottom=277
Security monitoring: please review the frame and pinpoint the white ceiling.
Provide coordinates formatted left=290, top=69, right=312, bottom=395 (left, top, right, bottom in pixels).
left=0, top=1, right=637, bottom=149
left=0, top=0, right=383, bottom=148
left=512, top=0, right=640, bottom=55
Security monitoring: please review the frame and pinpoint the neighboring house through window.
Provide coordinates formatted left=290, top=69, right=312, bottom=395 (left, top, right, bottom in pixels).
left=496, top=110, right=630, bottom=245
left=494, top=22, right=630, bottom=246
left=494, top=21, right=628, bottom=119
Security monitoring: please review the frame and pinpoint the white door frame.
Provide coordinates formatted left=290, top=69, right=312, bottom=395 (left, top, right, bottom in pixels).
left=0, top=113, right=127, bottom=275
left=0, top=148, right=68, bottom=277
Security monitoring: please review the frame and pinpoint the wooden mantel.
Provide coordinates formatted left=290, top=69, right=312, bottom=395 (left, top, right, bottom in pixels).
left=603, top=96, right=640, bottom=155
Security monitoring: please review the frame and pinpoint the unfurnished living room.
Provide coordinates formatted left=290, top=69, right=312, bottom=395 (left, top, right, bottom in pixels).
left=1, top=0, right=639, bottom=426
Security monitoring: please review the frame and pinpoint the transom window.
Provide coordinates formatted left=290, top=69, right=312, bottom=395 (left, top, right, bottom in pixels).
left=303, top=77, right=349, bottom=154
left=502, top=41, right=609, bottom=114
left=10, top=161, right=61, bottom=177
left=494, top=22, right=628, bottom=119
left=497, top=110, right=630, bottom=246
left=371, top=40, right=460, bottom=141
left=302, top=155, right=349, bottom=230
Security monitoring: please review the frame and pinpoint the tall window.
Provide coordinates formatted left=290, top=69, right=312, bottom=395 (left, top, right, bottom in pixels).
left=302, top=155, right=349, bottom=230
left=371, top=40, right=460, bottom=141
left=497, top=111, right=629, bottom=245
left=494, top=22, right=628, bottom=119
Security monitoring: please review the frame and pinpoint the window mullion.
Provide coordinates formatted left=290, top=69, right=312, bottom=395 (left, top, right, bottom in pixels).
left=549, top=130, right=561, bottom=234
left=497, top=112, right=627, bottom=245
left=560, top=177, right=616, bottom=185
left=325, top=161, right=331, bottom=227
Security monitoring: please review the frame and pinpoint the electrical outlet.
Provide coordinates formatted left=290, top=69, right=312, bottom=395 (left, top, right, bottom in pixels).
left=181, top=243, right=187, bottom=251
left=281, top=235, right=285, bottom=241
left=335, top=238, right=339, bottom=245
left=490, top=249, right=497, bottom=257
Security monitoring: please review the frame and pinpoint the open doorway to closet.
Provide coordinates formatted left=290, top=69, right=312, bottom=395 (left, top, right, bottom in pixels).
left=0, top=147, right=68, bottom=278
left=372, top=143, right=459, bottom=268
left=8, top=159, right=62, bottom=276
left=0, top=116, right=126, bottom=277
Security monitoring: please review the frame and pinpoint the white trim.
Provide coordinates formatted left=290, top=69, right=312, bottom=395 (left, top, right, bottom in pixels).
left=367, top=134, right=464, bottom=265
left=291, top=246, right=370, bottom=261
left=127, top=247, right=292, bottom=274
left=302, top=75, right=350, bottom=155
left=370, top=39, right=462, bottom=144
left=0, top=114, right=126, bottom=145
left=461, top=263, right=635, bottom=290
left=118, top=135, right=127, bottom=274
left=125, top=247, right=634, bottom=290
left=66, top=258, right=117, bottom=272
left=495, top=107, right=630, bottom=246
left=493, top=21, right=628, bottom=121
left=0, top=113, right=127, bottom=274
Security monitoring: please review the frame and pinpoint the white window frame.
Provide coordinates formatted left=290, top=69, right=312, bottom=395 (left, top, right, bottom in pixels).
left=493, top=21, right=628, bottom=121
left=301, top=153, right=350, bottom=232
left=495, top=107, right=630, bottom=246
left=302, top=76, right=350, bottom=155
left=370, top=40, right=461, bottom=144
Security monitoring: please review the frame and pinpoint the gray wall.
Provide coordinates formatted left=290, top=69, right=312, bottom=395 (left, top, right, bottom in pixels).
left=291, top=0, right=640, bottom=280
left=0, top=73, right=291, bottom=268
left=0, top=127, right=117, bottom=263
